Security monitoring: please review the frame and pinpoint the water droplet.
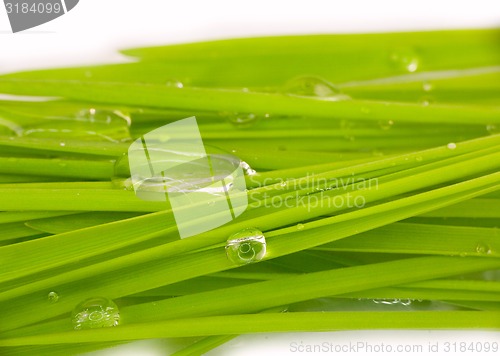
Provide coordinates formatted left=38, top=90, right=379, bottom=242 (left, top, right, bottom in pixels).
left=47, top=291, right=59, bottom=303
left=223, top=112, right=260, bottom=128
left=476, top=243, right=491, bottom=255
left=296, top=223, right=305, bottom=231
left=282, top=76, right=350, bottom=101
left=415, top=156, right=423, bottom=162
left=280, top=181, right=287, bottom=188
left=373, top=298, right=412, bottom=306
left=59, top=142, right=66, bottom=147
left=422, top=81, right=433, bottom=92
left=240, top=161, right=257, bottom=176
left=486, top=124, right=498, bottom=134
left=420, top=96, right=434, bottom=106
left=71, top=297, right=120, bottom=330
left=225, top=228, right=267, bottom=265
left=378, top=120, right=394, bottom=130
left=389, top=47, right=420, bottom=73
left=360, top=107, right=371, bottom=115
left=76, top=109, right=131, bottom=127
left=447, top=142, right=457, bottom=150
left=166, top=79, right=184, bottom=89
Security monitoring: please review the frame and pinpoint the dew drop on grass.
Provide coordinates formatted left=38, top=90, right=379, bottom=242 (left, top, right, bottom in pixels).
left=422, top=81, right=433, bottom=92
left=240, top=161, right=257, bottom=176
left=378, top=119, right=394, bottom=130
left=59, top=142, right=66, bottom=147
left=389, top=47, right=420, bottom=73
left=486, top=124, right=498, bottom=134
left=223, top=112, right=259, bottom=128
left=476, top=243, right=492, bottom=255
left=165, top=79, right=184, bottom=88
left=225, top=228, right=267, bottom=265
left=415, top=156, right=423, bottom=162
left=47, top=291, right=59, bottom=303
left=76, top=109, right=131, bottom=126
left=296, top=223, right=305, bottom=231
left=282, top=76, right=350, bottom=101
left=71, top=297, right=120, bottom=330
left=447, top=142, right=457, bottom=150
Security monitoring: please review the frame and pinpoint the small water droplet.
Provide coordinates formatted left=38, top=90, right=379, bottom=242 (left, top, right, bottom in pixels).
left=476, top=243, right=491, bottom=255
left=166, top=79, right=184, bottom=89
left=415, top=156, right=423, bottom=162
left=240, top=161, right=257, bottom=176
left=360, top=107, right=371, bottom=115
left=296, top=223, right=305, bottom=231
left=223, top=112, right=259, bottom=128
left=47, top=291, right=59, bottom=303
left=389, top=47, right=420, bottom=73
left=282, top=76, right=350, bottom=101
left=420, top=96, right=434, bottom=106
left=422, top=81, right=433, bottom=92
left=378, top=120, right=394, bottom=130
left=225, top=228, right=267, bottom=265
left=280, top=181, right=287, bottom=188
left=76, top=109, right=131, bottom=127
left=71, top=297, right=120, bottom=330
left=486, top=124, right=498, bottom=134
left=59, top=142, right=66, bottom=147
left=447, top=142, right=457, bottom=150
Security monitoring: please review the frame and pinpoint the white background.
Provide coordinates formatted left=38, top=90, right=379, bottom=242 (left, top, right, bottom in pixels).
left=1, top=1, right=499, bottom=355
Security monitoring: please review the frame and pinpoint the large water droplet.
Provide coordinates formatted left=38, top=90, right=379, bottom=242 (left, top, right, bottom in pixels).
left=47, top=291, right=59, bottom=303
left=447, top=142, right=457, bottom=150
left=389, top=47, right=420, bottom=73
left=225, top=228, right=266, bottom=265
left=71, top=297, right=120, bottom=330
left=282, top=76, right=350, bottom=101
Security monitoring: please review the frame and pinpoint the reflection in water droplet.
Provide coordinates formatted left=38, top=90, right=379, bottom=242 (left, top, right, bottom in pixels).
left=447, top=142, right=457, bottom=150
left=283, top=76, right=350, bottom=101
left=225, top=228, right=266, bottom=265
left=389, top=47, right=420, bottom=73
left=71, top=297, right=120, bottom=330
left=240, top=161, right=257, bottom=176
left=166, top=79, right=184, bottom=89
left=48, top=291, right=59, bottom=303
left=378, top=120, right=394, bottom=130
